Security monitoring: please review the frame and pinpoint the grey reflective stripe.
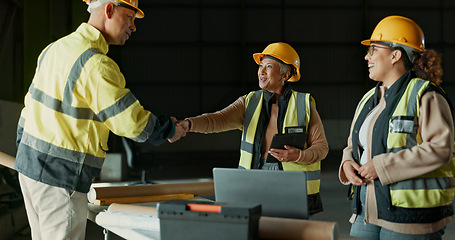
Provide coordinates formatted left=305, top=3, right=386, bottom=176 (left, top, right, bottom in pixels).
left=37, top=42, right=54, bottom=71
left=388, top=147, right=406, bottom=153
left=30, top=48, right=138, bottom=123
left=404, top=80, right=427, bottom=148
left=29, top=83, right=137, bottom=123
left=240, top=141, right=254, bottom=154
left=20, top=131, right=104, bottom=168
left=390, top=177, right=455, bottom=191
left=242, top=91, right=262, bottom=142
left=64, top=48, right=101, bottom=105
left=131, top=113, right=157, bottom=142
left=97, top=91, right=137, bottom=122
left=18, top=116, right=25, bottom=128
left=306, top=170, right=321, bottom=181
left=296, top=92, right=307, bottom=128
left=390, top=117, right=417, bottom=134
left=29, top=83, right=101, bottom=121
left=406, top=80, right=427, bottom=117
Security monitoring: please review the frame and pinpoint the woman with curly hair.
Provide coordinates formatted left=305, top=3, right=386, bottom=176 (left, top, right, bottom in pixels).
left=339, top=15, right=455, bottom=239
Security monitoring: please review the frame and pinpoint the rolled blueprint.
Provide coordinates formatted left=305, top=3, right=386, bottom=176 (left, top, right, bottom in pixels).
left=108, top=203, right=158, bottom=216
left=95, top=203, right=159, bottom=231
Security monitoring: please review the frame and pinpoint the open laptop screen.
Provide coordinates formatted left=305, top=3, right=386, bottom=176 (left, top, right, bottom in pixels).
left=213, top=168, right=308, bottom=219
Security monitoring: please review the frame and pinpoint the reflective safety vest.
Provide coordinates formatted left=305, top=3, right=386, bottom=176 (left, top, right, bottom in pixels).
left=355, top=78, right=455, bottom=210
left=386, top=79, right=455, bottom=208
left=14, top=23, right=174, bottom=193
left=238, top=90, right=321, bottom=195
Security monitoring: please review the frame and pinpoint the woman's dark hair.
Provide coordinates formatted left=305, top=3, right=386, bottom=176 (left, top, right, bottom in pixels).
left=384, top=41, right=443, bottom=85
left=398, top=48, right=443, bottom=85
left=412, top=49, right=443, bottom=85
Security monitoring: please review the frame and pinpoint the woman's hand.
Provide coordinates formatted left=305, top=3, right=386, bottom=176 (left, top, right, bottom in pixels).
left=358, top=160, right=378, bottom=181
left=268, top=145, right=301, bottom=162
left=342, top=161, right=367, bottom=186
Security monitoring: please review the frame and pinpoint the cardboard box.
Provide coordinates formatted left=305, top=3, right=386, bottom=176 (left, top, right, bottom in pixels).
left=158, top=200, right=261, bottom=240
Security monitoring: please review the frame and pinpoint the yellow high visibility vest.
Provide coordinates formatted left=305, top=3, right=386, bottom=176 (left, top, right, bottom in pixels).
left=238, top=90, right=321, bottom=195
left=386, top=79, right=455, bottom=208
left=355, top=78, right=455, bottom=208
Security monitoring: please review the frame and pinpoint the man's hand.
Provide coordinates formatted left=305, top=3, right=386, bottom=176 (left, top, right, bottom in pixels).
left=167, top=117, right=187, bottom=143
left=176, top=119, right=191, bottom=132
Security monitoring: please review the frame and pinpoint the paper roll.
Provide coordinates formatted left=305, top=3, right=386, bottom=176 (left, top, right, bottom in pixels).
left=259, top=216, right=339, bottom=240
left=95, top=210, right=160, bottom=231
left=88, top=181, right=214, bottom=203
left=96, top=203, right=160, bottom=232
left=0, top=152, right=15, bottom=170
left=108, top=203, right=158, bottom=216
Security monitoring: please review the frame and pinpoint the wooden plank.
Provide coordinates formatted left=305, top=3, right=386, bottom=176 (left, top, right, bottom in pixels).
left=94, top=193, right=194, bottom=206
left=88, top=181, right=214, bottom=203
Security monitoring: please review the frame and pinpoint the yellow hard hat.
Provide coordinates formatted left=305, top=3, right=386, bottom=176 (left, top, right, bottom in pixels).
left=361, top=15, right=424, bottom=52
left=253, top=42, right=301, bottom=82
left=83, top=0, right=144, bottom=18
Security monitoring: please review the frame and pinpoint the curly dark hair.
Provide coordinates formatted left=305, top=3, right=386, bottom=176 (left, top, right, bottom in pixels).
left=412, top=49, right=443, bottom=85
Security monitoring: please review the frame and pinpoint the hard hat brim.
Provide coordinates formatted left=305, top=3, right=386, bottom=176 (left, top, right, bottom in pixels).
left=135, top=9, right=144, bottom=18
left=361, top=39, right=371, bottom=46
left=120, top=1, right=144, bottom=18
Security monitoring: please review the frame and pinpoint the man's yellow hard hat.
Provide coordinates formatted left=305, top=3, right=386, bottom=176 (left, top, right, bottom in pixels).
left=83, top=0, right=144, bottom=18
left=253, top=42, right=301, bottom=82
left=361, top=15, right=424, bottom=52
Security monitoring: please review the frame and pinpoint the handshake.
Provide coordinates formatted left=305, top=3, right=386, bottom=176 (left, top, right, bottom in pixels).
left=167, top=117, right=191, bottom=143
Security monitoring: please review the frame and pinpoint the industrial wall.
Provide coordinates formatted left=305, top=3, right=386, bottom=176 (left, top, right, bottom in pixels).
left=1, top=0, right=454, bottom=177
left=114, top=0, right=455, bottom=153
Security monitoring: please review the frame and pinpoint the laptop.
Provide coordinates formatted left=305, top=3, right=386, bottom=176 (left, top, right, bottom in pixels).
left=212, top=167, right=308, bottom=219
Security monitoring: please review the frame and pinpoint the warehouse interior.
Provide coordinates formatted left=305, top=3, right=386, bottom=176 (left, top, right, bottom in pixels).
left=0, top=0, right=455, bottom=239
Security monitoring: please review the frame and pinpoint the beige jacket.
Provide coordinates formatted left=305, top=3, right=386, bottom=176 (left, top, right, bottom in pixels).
left=339, top=86, right=455, bottom=234
left=188, top=94, right=329, bottom=164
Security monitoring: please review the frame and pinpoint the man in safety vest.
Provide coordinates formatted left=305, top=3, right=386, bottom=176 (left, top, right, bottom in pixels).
left=14, top=1, right=186, bottom=239
left=177, top=42, right=329, bottom=215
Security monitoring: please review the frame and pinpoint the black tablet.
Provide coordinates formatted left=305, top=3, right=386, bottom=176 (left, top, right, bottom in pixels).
left=266, top=132, right=308, bottom=162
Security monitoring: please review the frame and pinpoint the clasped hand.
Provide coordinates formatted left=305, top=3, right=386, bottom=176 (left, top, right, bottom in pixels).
left=167, top=117, right=188, bottom=143
left=167, top=118, right=193, bottom=143
left=342, top=160, right=378, bottom=186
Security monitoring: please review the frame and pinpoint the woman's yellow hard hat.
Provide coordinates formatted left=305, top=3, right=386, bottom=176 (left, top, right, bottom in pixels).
left=253, top=42, right=301, bottom=82
left=361, top=15, right=425, bottom=52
